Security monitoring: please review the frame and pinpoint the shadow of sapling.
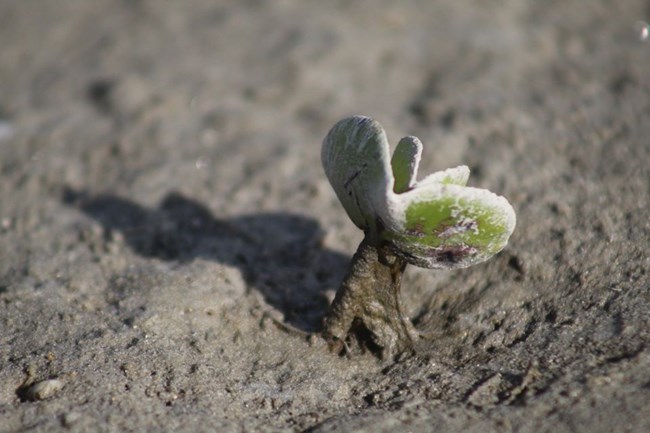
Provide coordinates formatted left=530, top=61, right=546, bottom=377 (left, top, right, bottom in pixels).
left=62, top=187, right=349, bottom=332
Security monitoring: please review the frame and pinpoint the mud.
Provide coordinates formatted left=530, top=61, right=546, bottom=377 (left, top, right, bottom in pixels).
left=1, top=1, right=649, bottom=432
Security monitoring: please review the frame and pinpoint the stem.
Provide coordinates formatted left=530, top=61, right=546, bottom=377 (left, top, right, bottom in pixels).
left=322, top=236, right=418, bottom=360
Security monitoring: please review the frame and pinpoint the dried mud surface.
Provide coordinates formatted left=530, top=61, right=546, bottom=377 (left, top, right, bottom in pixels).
left=1, top=1, right=649, bottom=432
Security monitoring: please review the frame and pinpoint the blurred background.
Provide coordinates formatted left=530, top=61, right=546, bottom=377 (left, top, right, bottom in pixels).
left=1, top=1, right=649, bottom=432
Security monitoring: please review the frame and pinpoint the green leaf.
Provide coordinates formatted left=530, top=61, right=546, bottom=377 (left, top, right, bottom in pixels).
left=391, top=136, right=422, bottom=193
left=322, top=116, right=516, bottom=270
left=383, top=183, right=516, bottom=269
left=321, top=116, right=393, bottom=231
left=418, top=165, right=470, bottom=186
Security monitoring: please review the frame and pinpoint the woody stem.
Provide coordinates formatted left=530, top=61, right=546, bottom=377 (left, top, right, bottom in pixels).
left=322, top=235, right=417, bottom=360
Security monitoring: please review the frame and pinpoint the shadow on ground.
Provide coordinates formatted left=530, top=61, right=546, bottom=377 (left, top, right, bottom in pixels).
left=62, top=187, right=349, bottom=332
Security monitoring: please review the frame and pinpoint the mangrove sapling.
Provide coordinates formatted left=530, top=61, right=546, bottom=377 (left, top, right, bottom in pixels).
left=321, top=116, right=516, bottom=360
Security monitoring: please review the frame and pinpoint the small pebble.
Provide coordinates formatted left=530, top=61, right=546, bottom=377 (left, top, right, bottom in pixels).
left=1, top=217, right=11, bottom=230
left=635, top=21, right=649, bottom=41
left=0, top=121, right=14, bottom=142
left=25, top=379, right=64, bottom=401
left=62, top=411, right=81, bottom=427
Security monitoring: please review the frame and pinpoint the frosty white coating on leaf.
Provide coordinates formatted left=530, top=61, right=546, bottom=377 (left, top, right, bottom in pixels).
left=322, top=115, right=516, bottom=270
left=386, top=183, right=516, bottom=269
left=418, top=165, right=470, bottom=187
left=321, top=116, right=393, bottom=232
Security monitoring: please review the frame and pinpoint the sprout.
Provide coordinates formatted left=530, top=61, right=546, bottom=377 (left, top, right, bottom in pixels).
left=321, top=116, right=516, bottom=360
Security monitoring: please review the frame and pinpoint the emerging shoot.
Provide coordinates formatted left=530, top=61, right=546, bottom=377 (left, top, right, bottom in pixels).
left=321, top=116, right=516, bottom=360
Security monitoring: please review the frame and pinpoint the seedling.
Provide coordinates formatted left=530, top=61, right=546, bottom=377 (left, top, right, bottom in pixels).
left=321, top=116, right=516, bottom=360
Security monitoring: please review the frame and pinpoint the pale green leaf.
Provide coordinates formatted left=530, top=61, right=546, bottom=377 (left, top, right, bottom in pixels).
left=383, top=183, right=516, bottom=269
left=322, top=116, right=516, bottom=270
left=321, top=116, right=393, bottom=231
left=391, top=136, right=422, bottom=193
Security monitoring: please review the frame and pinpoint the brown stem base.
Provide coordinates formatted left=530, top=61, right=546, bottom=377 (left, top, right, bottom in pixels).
left=322, top=237, right=418, bottom=360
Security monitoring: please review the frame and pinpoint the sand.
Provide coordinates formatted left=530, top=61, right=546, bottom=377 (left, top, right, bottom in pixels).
left=1, top=1, right=649, bottom=431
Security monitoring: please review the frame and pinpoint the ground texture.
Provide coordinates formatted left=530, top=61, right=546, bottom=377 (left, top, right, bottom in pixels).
left=1, top=1, right=649, bottom=432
